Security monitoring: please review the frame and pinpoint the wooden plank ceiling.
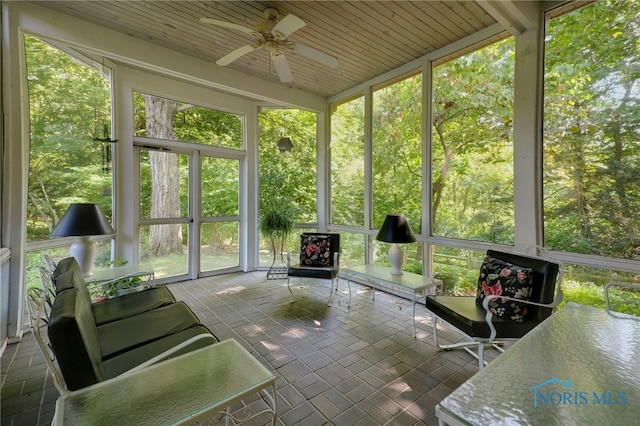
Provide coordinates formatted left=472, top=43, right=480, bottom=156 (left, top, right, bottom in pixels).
left=31, top=1, right=547, bottom=99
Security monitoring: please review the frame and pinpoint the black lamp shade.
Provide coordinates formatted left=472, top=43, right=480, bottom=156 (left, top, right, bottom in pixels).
left=51, top=203, right=114, bottom=237
left=376, top=214, right=416, bottom=244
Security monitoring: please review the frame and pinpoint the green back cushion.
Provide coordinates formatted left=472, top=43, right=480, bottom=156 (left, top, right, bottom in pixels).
left=48, top=288, right=105, bottom=390
left=53, top=257, right=82, bottom=293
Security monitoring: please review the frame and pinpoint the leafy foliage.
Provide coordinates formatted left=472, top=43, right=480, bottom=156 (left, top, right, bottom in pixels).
left=431, top=38, right=515, bottom=243
left=25, top=35, right=112, bottom=240
left=331, top=97, right=366, bottom=227
left=259, top=209, right=293, bottom=240
left=544, top=0, right=640, bottom=259
left=258, top=108, right=318, bottom=224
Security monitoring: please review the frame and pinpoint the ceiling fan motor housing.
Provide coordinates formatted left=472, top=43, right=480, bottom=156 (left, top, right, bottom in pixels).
left=255, top=20, right=276, bottom=35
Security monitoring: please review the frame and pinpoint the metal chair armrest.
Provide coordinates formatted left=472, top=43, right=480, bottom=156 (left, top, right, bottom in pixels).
left=482, top=290, right=564, bottom=342
left=604, top=282, right=640, bottom=313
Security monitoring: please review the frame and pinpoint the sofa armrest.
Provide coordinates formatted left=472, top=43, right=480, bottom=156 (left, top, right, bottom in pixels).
left=124, top=334, right=218, bottom=375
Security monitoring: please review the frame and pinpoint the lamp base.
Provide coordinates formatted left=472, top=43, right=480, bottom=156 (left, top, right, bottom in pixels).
left=388, top=243, right=404, bottom=275
left=70, top=240, right=96, bottom=276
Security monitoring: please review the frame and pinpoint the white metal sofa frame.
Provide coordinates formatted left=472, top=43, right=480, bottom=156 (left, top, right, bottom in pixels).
left=26, top=286, right=216, bottom=396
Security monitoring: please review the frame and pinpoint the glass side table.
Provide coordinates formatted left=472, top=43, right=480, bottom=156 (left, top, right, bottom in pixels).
left=84, top=264, right=155, bottom=299
left=345, top=265, right=439, bottom=337
left=54, top=338, right=277, bottom=425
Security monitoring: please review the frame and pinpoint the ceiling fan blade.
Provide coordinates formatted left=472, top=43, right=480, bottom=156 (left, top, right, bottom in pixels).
left=216, top=44, right=260, bottom=66
left=200, top=18, right=254, bottom=35
left=291, top=44, right=339, bottom=69
left=272, top=14, right=306, bottom=38
left=271, top=53, right=293, bottom=83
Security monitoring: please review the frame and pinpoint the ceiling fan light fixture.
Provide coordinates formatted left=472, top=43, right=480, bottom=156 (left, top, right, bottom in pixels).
left=265, top=40, right=279, bottom=53
left=202, top=7, right=339, bottom=82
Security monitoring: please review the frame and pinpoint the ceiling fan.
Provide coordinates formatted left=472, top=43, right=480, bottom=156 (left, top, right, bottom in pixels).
left=201, top=8, right=339, bottom=83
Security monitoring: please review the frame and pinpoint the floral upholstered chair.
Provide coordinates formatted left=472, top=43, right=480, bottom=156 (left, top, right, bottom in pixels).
left=287, top=233, right=345, bottom=306
left=424, top=249, right=562, bottom=369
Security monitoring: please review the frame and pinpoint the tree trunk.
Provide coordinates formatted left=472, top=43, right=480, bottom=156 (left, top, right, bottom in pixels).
left=142, top=94, right=184, bottom=255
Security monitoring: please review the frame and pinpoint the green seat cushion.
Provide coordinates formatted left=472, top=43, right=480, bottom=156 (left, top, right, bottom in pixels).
left=93, top=286, right=175, bottom=326
left=98, top=302, right=201, bottom=359
left=102, top=325, right=217, bottom=379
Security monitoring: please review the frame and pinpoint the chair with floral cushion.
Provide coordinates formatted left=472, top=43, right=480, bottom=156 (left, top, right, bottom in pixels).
left=287, top=233, right=349, bottom=306
left=424, top=249, right=562, bottom=369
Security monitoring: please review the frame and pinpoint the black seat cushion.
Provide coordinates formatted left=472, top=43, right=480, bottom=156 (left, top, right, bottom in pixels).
left=425, top=250, right=560, bottom=339
left=53, top=256, right=176, bottom=325
left=425, top=295, right=544, bottom=339
left=288, top=232, right=340, bottom=279
left=97, top=302, right=202, bottom=359
left=102, top=325, right=217, bottom=379
left=287, top=265, right=338, bottom=279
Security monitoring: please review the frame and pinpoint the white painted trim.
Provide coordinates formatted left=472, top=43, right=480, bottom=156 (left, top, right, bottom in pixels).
left=328, top=23, right=506, bottom=104
left=9, top=2, right=325, bottom=111
left=513, top=24, right=546, bottom=251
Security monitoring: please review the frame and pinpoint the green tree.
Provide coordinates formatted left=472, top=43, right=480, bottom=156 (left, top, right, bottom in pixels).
left=330, top=97, right=365, bottom=228
left=431, top=38, right=515, bottom=243
left=544, top=0, right=640, bottom=259
left=25, top=35, right=112, bottom=241
left=372, top=73, right=423, bottom=233
left=258, top=108, right=317, bottom=224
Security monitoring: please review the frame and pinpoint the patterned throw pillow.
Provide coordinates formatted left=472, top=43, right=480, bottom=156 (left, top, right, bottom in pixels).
left=299, top=235, right=331, bottom=267
left=475, top=256, right=534, bottom=321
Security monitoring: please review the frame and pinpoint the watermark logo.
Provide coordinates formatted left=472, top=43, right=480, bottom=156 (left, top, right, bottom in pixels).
left=531, top=378, right=627, bottom=408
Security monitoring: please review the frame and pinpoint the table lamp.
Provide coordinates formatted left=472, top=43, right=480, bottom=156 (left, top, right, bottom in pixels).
left=376, top=214, right=416, bottom=275
left=51, top=203, right=114, bottom=276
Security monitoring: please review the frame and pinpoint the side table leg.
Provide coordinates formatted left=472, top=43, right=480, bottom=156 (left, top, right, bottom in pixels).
left=412, top=292, right=417, bottom=338
left=272, top=383, right=278, bottom=426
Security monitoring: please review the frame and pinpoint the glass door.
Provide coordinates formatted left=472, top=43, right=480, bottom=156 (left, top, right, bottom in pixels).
left=138, top=148, right=191, bottom=280
left=199, top=155, right=240, bottom=274
left=138, top=148, right=242, bottom=280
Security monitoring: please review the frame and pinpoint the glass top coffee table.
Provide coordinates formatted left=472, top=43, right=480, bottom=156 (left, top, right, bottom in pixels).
left=53, top=338, right=277, bottom=425
left=436, top=303, right=640, bottom=425
left=345, top=265, right=439, bottom=337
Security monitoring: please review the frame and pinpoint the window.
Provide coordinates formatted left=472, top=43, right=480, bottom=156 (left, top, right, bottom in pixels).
left=330, top=96, right=365, bottom=228
left=25, top=34, right=113, bottom=248
left=133, top=92, right=242, bottom=149
left=258, top=108, right=317, bottom=267
left=544, top=0, right=640, bottom=260
left=431, top=38, right=515, bottom=244
left=372, top=73, right=423, bottom=234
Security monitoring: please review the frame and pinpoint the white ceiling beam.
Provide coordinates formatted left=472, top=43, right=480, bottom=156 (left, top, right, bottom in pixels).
left=10, top=2, right=325, bottom=111
left=477, top=1, right=542, bottom=35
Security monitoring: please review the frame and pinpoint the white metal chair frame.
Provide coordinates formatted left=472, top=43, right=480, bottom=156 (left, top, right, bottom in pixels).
left=287, top=251, right=347, bottom=305
left=430, top=248, right=564, bottom=369
left=604, top=282, right=640, bottom=315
